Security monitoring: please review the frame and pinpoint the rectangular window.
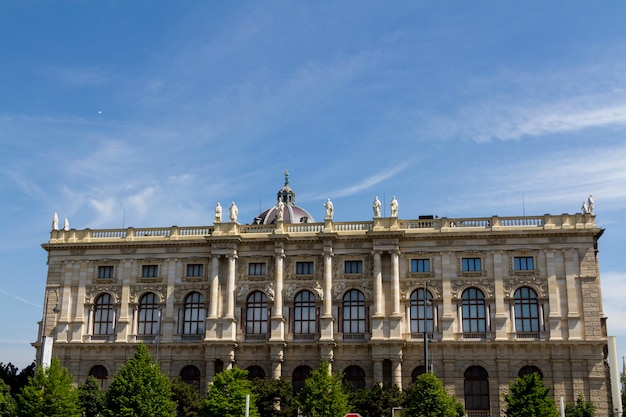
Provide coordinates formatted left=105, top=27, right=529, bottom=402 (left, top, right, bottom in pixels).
left=411, top=259, right=430, bottom=273
left=462, top=258, right=481, bottom=272
left=344, top=261, right=363, bottom=274
left=142, top=265, right=159, bottom=278
left=248, top=262, right=267, bottom=276
left=296, top=261, right=314, bottom=275
left=186, top=264, right=204, bottom=277
left=514, top=256, right=534, bottom=271
left=98, top=265, right=114, bottom=279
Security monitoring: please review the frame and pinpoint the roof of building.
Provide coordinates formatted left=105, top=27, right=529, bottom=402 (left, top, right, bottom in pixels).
left=253, top=171, right=315, bottom=224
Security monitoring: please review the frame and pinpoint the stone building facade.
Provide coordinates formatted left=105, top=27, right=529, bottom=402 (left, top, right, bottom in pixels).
left=37, top=177, right=613, bottom=416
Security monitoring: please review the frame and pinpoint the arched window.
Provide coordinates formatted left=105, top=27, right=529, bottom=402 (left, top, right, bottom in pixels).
left=462, top=288, right=486, bottom=334
left=246, top=365, right=266, bottom=380
left=518, top=365, right=543, bottom=379
left=246, top=291, right=268, bottom=335
left=411, top=365, right=427, bottom=381
left=93, top=294, right=114, bottom=336
left=410, top=288, right=434, bottom=333
left=89, top=365, right=108, bottom=388
left=183, top=292, right=205, bottom=335
left=292, top=365, right=312, bottom=395
left=514, top=287, right=540, bottom=333
left=464, top=366, right=489, bottom=412
left=294, top=290, right=317, bottom=335
left=342, top=290, right=366, bottom=334
left=138, top=292, right=160, bottom=335
left=180, top=365, right=201, bottom=389
left=344, top=365, right=366, bottom=390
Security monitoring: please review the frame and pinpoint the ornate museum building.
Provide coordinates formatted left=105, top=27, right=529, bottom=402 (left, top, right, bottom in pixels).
left=37, top=173, right=616, bottom=416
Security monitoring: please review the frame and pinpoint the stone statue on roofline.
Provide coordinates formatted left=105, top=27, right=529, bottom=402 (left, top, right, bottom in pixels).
left=52, top=212, right=59, bottom=231
left=215, top=202, right=222, bottom=222
left=277, top=200, right=284, bottom=222
left=581, top=201, right=589, bottom=214
left=390, top=196, right=398, bottom=218
left=229, top=202, right=238, bottom=222
left=324, top=198, right=334, bottom=219
left=588, top=194, right=594, bottom=214
left=373, top=196, right=381, bottom=218
left=63, top=218, right=70, bottom=231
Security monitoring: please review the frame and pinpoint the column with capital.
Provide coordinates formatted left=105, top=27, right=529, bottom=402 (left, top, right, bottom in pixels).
left=271, top=247, right=285, bottom=341
left=371, top=250, right=385, bottom=339
left=320, top=247, right=335, bottom=341
left=222, top=251, right=238, bottom=340
left=206, top=255, right=220, bottom=339
left=389, top=250, right=403, bottom=338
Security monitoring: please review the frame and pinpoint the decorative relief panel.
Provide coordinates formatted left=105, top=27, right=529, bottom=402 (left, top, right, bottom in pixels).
left=401, top=281, right=442, bottom=299
left=173, top=284, right=209, bottom=302
left=129, top=285, right=167, bottom=303
left=450, top=279, right=494, bottom=299
left=503, top=277, right=547, bottom=298
left=85, top=285, right=122, bottom=304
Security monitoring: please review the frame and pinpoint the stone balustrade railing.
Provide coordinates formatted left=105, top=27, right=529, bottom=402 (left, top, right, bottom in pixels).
left=47, top=213, right=596, bottom=244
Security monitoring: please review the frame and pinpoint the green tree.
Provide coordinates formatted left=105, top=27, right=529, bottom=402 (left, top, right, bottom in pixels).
left=404, top=373, right=464, bottom=417
left=251, top=377, right=296, bottom=417
left=171, top=377, right=202, bottom=417
left=200, top=366, right=260, bottom=417
left=0, top=378, right=16, bottom=417
left=0, top=362, right=36, bottom=397
left=504, top=373, right=558, bottom=417
left=295, top=361, right=351, bottom=417
left=350, top=383, right=404, bottom=417
left=105, top=343, right=176, bottom=417
left=15, top=358, right=81, bottom=417
left=564, top=394, right=595, bottom=417
left=79, top=375, right=106, bottom=417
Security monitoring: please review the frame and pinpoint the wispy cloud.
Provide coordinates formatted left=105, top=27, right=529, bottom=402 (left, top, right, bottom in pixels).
left=47, top=65, right=113, bottom=86
left=0, top=288, right=40, bottom=308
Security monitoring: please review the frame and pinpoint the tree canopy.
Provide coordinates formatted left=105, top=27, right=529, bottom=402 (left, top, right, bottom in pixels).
left=504, top=373, right=559, bottom=417
left=404, top=372, right=464, bottom=417
left=295, top=361, right=351, bottom=417
left=200, top=366, right=260, bottom=417
left=15, top=358, right=82, bottom=417
left=105, top=343, right=176, bottom=417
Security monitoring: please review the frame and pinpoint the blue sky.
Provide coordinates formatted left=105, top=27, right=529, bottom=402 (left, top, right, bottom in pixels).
left=1, top=1, right=626, bottom=369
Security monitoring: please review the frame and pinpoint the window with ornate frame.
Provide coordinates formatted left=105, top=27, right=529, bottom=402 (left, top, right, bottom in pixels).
left=93, top=293, right=114, bottom=336
left=245, top=291, right=268, bottom=335
left=461, top=287, right=486, bottom=334
left=461, top=257, right=482, bottom=272
left=248, top=262, right=267, bottom=276
left=293, top=290, right=317, bottom=336
left=186, top=263, right=204, bottom=278
left=344, top=260, right=363, bottom=274
left=410, top=288, right=434, bottom=334
left=138, top=292, right=160, bottom=335
left=342, top=289, right=366, bottom=335
left=513, top=256, right=534, bottom=271
left=296, top=261, right=314, bottom=275
left=514, top=286, right=540, bottom=333
left=182, top=292, right=205, bottom=335
left=410, top=258, right=431, bottom=273
left=141, top=264, right=159, bottom=278
left=97, top=265, right=114, bottom=279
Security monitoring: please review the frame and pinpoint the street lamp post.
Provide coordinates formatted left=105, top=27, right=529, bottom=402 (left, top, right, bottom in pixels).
left=423, top=282, right=428, bottom=373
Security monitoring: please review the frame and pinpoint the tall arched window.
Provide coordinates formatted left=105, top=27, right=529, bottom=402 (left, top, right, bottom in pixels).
left=344, top=365, right=366, bottom=390
left=246, top=291, right=268, bottom=335
left=514, top=287, right=540, bottom=333
left=342, top=289, right=366, bottom=335
left=246, top=365, right=266, bottom=380
left=410, top=288, right=434, bottom=333
left=294, top=290, right=317, bottom=335
left=180, top=365, right=201, bottom=389
left=292, top=365, right=312, bottom=395
left=411, top=366, right=427, bottom=381
left=464, top=366, right=489, bottom=412
left=183, top=292, right=205, bottom=335
left=89, top=365, right=108, bottom=388
left=93, top=293, right=114, bottom=336
left=462, top=288, right=486, bottom=334
left=518, top=365, right=543, bottom=379
left=138, top=292, right=160, bottom=335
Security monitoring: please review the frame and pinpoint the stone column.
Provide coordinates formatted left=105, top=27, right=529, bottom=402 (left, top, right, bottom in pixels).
left=373, top=251, right=383, bottom=316
left=271, top=246, right=285, bottom=340
left=391, top=250, right=401, bottom=315
left=393, top=359, right=402, bottom=388
left=225, top=251, right=237, bottom=319
left=320, top=246, right=334, bottom=341
left=209, top=255, right=220, bottom=319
